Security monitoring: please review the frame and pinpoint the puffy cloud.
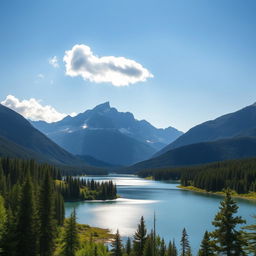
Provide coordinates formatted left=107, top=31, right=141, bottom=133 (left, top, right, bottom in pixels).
left=63, top=44, right=153, bottom=86
left=1, top=95, right=76, bottom=123
left=49, top=56, right=59, bottom=68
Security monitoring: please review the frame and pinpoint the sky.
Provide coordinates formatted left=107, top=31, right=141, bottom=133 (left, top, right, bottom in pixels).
left=0, top=0, right=256, bottom=132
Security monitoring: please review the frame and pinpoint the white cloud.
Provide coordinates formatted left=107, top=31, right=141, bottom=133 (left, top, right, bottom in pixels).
left=63, top=44, right=153, bottom=86
left=49, top=56, right=59, bottom=68
left=1, top=95, right=77, bottom=123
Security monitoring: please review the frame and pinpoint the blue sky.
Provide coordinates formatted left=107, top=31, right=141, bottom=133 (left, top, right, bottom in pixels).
left=0, top=0, right=256, bottom=131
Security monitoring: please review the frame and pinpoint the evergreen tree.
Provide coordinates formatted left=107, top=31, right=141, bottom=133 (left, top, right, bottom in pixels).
left=167, top=240, right=178, bottom=256
left=111, top=229, right=123, bottom=256
left=143, top=234, right=153, bottom=256
left=186, top=247, right=192, bottom=256
left=61, top=209, right=80, bottom=256
left=180, top=228, right=191, bottom=256
left=160, top=238, right=166, bottom=256
left=2, top=209, right=16, bottom=256
left=39, top=172, right=56, bottom=256
left=211, top=189, right=246, bottom=256
left=198, top=231, right=214, bottom=256
left=15, top=176, right=39, bottom=256
left=133, top=216, right=147, bottom=256
left=126, top=237, right=131, bottom=255
left=242, top=215, right=256, bottom=255
left=0, top=196, right=7, bottom=254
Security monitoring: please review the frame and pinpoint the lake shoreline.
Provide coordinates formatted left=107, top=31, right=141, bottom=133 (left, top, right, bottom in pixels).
left=178, top=185, right=256, bottom=202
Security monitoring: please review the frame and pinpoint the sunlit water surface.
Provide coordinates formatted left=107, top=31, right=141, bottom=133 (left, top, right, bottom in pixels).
left=65, top=175, right=256, bottom=252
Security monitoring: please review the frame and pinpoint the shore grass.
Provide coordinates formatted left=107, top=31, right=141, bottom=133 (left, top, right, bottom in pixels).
left=54, top=223, right=114, bottom=255
left=178, top=185, right=256, bottom=201
left=77, top=223, right=115, bottom=243
left=144, top=176, right=154, bottom=180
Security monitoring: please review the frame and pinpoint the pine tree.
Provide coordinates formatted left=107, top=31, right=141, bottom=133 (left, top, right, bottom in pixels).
left=1, top=207, right=16, bottom=256
left=54, top=191, right=64, bottom=225
left=160, top=238, right=166, bottom=256
left=180, top=228, right=191, bottom=256
left=126, top=237, right=131, bottom=255
left=167, top=240, right=178, bottom=256
left=211, top=189, right=246, bottom=256
left=39, top=172, right=56, bottom=256
left=111, top=229, right=123, bottom=256
left=143, top=234, right=153, bottom=256
left=198, top=231, right=214, bottom=256
left=242, top=215, right=256, bottom=255
left=61, top=209, right=80, bottom=256
left=133, top=216, right=147, bottom=256
left=15, top=176, right=39, bottom=256
left=0, top=196, right=7, bottom=254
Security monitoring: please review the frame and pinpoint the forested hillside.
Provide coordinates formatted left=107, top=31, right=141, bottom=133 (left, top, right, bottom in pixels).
left=139, top=157, right=256, bottom=194
left=0, top=157, right=117, bottom=255
left=129, top=136, right=256, bottom=172
left=156, top=103, right=256, bottom=156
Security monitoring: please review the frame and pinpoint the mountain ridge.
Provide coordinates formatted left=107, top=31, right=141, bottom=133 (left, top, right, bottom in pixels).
left=126, top=135, right=256, bottom=172
left=0, top=104, right=92, bottom=167
left=32, top=102, right=183, bottom=165
left=155, top=103, right=256, bottom=156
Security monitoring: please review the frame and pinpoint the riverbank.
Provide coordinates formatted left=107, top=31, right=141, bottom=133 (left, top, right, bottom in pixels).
left=178, top=185, right=256, bottom=201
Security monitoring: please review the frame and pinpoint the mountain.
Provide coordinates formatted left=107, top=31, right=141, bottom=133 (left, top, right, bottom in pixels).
left=156, top=103, right=256, bottom=156
left=76, top=155, right=118, bottom=168
left=32, top=102, right=182, bottom=166
left=127, top=136, right=256, bottom=172
left=0, top=104, right=89, bottom=166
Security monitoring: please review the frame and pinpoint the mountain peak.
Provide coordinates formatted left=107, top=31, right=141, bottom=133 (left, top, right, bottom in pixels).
left=93, top=102, right=111, bottom=111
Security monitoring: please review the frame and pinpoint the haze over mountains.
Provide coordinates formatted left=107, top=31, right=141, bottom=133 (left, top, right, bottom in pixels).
left=32, top=102, right=183, bottom=166
left=130, top=103, right=256, bottom=171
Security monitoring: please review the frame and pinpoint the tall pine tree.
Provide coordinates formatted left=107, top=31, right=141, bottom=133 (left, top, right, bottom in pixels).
left=111, top=229, right=123, bottom=256
left=133, top=216, right=147, bottom=256
left=61, top=209, right=80, bottom=256
left=198, top=231, right=214, bottom=256
left=39, top=172, right=56, bottom=256
left=125, top=237, right=131, bottom=256
left=167, top=240, right=177, bottom=256
left=143, top=232, right=154, bottom=256
left=211, top=189, right=246, bottom=256
left=0, top=196, right=7, bottom=254
left=180, top=228, right=191, bottom=256
left=15, top=176, right=39, bottom=256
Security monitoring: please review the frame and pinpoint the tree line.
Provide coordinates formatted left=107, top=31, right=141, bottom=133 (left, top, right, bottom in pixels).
left=138, top=157, right=256, bottom=194
left=59, top=176, right=117, bottom=201
left=0, top=157, right=65, bottom=255
left=0, top=157, right=117, bottom=255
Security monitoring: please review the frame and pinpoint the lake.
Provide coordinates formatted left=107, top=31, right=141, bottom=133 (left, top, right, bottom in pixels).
left=65, top=174, right=256, bottom=252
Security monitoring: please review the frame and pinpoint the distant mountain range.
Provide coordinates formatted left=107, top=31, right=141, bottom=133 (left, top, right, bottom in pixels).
left=2, top=100, right=256, bottom=173
left=32, top=102, right=183, bottom=166
left=128, top=136, right=256, bottom=172
left=156, top=103, right=256, bottom=156
left=0, top=104, right=91, bottom=167
left=129, top=103, right=256, bottom=171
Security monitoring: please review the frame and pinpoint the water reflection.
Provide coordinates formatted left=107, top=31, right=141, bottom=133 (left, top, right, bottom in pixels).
left=65, top=175, right=256, bottom=252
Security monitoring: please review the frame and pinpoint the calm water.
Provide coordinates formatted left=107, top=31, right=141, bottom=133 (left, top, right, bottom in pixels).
left=65, top=175, right=256, bottom=252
